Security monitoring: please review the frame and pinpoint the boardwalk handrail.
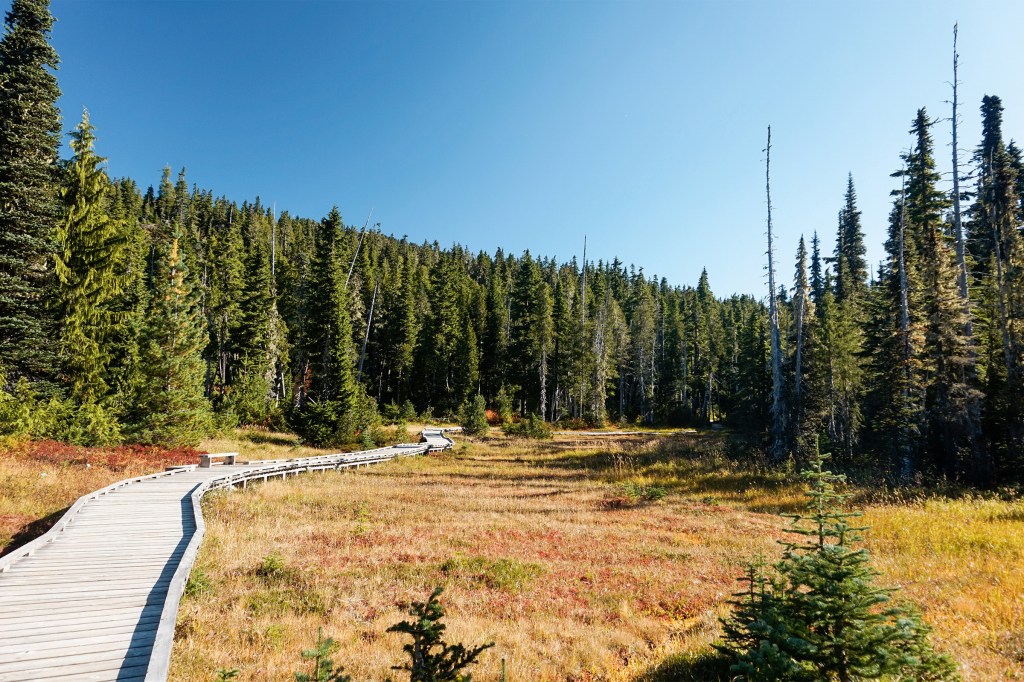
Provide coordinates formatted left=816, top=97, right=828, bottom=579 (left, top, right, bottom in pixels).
left=145, top=431, right=456, bottom=681
left=0, top=464, right=198, bottom=572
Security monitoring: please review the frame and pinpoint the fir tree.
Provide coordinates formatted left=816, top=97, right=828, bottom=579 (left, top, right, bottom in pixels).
left=54, top=110, right=128, bottom=404
left=128, top=234, right=212, bottom=445
left=834, top=175, right=868, bottom=305
left=292, top=207, right=360, bottom=444
left=0, top=0, right=61, bottom=387
left=720, top=451, right=960, bottom=681
left=905, top=110, right=987, bottom=482
left=809, top=232, right=825, bottom=309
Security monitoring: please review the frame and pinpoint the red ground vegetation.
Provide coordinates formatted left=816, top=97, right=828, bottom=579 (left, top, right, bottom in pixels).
left=7, top=439, right=204, bottom=471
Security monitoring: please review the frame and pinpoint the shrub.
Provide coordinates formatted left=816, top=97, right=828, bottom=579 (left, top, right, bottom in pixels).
left=388, top=586, right=494, bottom=681
left=460, top=395, right=489, bottom=435
left=440, top=555, right=543, bottom=592
left=255, top=552, right=292, bottom=581
left=502, top=414, right=552, bottom=440
left=614, top=481, right=667, bottom=504
left=718, top=452, right=960, bottom=681
left=0, top=377, right=123, bottom=446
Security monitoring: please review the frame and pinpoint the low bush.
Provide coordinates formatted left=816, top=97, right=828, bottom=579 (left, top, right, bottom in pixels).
left=502, top=414, right=552, bottom=440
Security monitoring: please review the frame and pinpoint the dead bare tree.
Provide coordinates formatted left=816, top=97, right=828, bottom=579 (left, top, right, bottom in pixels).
left=765, top=126, right=786, bottom=462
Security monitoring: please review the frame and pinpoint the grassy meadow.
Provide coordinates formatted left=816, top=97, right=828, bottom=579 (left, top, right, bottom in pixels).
left=161, top=430, right=1024, bottom=681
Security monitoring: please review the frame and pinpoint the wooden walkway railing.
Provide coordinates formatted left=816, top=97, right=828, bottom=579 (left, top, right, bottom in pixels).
left=0, top=428, right=455, bottom=681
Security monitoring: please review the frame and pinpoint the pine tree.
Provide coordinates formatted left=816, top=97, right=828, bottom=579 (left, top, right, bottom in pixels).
left=54, top=111, right=129, bottom=404
left=693, top=269, right=722, bottom=422
left=968, top=95, right=1024, bottom=478
left=128, top=234, right=212, bottom=445
left=234, top=236, right=288, bottom=422
left=866, top=154, right=927, bottom=480
left=0, top=0, right=61, bottom=387
left=807, top=276, right=863, bottom=464
left=629, top=278, right=658, bottom=423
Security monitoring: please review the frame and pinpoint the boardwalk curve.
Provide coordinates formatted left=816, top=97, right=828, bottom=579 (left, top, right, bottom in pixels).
left=0, top=429, right=455, bottom=681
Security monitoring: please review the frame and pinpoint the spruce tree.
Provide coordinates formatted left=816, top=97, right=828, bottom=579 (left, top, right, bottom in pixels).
left=54, top=110, right=128, bottom=404
left=0, top=0, right=61, bottom=387
left=128, top=234, right=212, bottom=445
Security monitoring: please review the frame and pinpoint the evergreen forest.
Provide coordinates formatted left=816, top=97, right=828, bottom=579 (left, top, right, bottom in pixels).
left=3, top=0, right=1024, bottom=490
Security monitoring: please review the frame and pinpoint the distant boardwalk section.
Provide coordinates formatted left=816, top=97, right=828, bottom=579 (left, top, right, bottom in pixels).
left=0, top=429, right=454, bottom=681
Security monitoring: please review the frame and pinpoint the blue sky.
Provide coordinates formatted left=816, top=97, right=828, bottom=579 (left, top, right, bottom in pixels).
left=40, top=0, right=1024, bottom=297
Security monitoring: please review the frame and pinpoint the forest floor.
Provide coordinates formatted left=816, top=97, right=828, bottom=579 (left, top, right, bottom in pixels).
left=164, top=429, right=1024, bottom=681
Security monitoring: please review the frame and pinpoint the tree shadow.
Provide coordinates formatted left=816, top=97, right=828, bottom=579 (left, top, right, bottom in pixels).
left=0, top=506, right=70, bottom=558
left=632, top=650, right=733, bottom=682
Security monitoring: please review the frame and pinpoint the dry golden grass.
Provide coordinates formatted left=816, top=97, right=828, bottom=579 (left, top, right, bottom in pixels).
left=168, top=431, right=1024, bottom=681
left=171, top=432, right=788, bottom=681
left=862, top=498, right=1024, bottom=680
left=4, top=428, right=1021, bottom=680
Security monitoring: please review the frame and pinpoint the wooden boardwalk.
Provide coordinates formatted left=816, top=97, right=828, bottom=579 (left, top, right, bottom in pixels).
left=0, top=429, right=454, bottom=681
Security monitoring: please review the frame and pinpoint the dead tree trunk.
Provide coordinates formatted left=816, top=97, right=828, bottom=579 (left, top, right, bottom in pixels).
left=951, top=23, right=970, bottom=310
left=766, top=127, right=786, bottom=461
left=897, top=167, right=914, bottom=481
left=357, top=280, right=378, bottom=381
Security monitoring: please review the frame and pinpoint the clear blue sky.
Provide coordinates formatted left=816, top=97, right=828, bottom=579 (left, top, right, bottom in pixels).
left=38, top=0, right=1024, bottom=297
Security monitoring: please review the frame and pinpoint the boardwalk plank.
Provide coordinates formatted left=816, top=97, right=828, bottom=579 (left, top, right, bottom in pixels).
left=0, top=431, right=451, bottom=681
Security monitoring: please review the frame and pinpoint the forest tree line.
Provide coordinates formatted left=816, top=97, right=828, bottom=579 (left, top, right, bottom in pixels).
left=1, top=1, right=1022, bottom=487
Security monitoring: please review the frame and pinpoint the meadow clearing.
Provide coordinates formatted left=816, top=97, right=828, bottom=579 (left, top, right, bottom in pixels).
left=157, top=430, right=1024, bottom=681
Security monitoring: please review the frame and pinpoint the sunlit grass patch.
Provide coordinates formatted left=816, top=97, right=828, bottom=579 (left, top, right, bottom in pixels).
left=440, top=555, right=544, bottom=592
left=161, top=429, right=1024, bottom=681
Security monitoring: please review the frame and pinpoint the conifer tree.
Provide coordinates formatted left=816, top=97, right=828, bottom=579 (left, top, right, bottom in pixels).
left=54, top=111, right=129, bottom=404
left=629, top=278, right=658, bottom=423
left=866, top=156, right=927, bottom=480
left=809, top=232, right=824, bottom=308
left=128, top=234, right=212, bottom=445
left=0, top=0, right=61, bottom=387
left=693, top=269, right=721, bottom=422
left=234, top=236, right=288, bottom=421
left=789, top=236, right=813, bottom=452
left=808, top=275, right=863, bottom=464
left=967, top=95, right=1023, bottom=478
left=721, top=452, right=960, bottom=681
left=834, top=175, right=868, bottom=305
left=905, top=109, right=986, bottom=481
left=293, top=208, right=360, bottom=444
